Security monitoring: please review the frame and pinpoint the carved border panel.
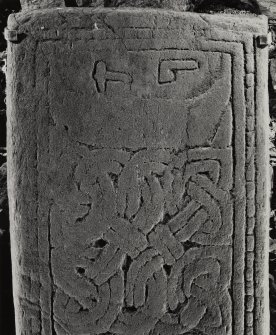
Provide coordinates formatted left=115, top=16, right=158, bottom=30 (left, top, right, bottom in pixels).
left=7, top=9, right=269, bottom=335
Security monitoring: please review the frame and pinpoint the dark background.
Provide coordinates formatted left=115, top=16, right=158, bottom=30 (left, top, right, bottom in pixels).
left=0, top=0, right=275, bottom=334
left=0, top=2, right=21, bottom=334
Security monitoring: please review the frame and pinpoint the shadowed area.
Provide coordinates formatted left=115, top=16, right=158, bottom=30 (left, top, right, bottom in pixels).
left=0, top=2, right=20, bottom=334
left=194, top=0, right=261, bottom=14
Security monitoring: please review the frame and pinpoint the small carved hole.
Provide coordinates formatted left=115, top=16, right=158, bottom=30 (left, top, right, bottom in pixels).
left=76, top=267, right=86, bottom=275
left=122, top=306, right=138, bottom=313
left=93, top=238, right=108, bottom=248
left=163, top=264, right=172, bottom=276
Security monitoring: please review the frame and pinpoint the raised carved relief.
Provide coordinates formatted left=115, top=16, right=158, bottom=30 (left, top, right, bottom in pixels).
left=47, top=43, right=234, bottom=333
left=7, top=9, right=269, bottom=335
left=51, top=146, right=233, bottom=334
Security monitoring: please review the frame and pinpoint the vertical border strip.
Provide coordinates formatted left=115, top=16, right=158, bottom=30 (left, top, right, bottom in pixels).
left=254, top=37, right=270, bottom=335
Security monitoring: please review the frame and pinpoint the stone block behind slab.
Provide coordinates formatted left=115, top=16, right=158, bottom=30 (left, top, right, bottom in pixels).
left=20, top=0, right=64, bottom=10
left=6, top=8, right=270, bottom=335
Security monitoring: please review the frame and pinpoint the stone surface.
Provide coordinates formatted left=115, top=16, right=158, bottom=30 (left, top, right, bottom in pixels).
left=103, top=0, right=260, bottom=13
left=17, top=0, right=268, bottom=12
left=15, top=0, right=276, bottom=16
left=259, top=0, right=276, bottom=17
left=83, top=0, right=191, bottom=10
left=20, top=0, right=64, bottom=10
left=7, top=8, right=270, bottom=335
left=75, top=0, right=104, bottom=7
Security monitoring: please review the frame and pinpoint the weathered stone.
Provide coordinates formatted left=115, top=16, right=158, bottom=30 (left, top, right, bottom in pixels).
left=76, top=0, right=104, bottom=7
left=193, top=0, right=261, bottom=13
left=17, top=0, right=272, bottom=13
left=15, top=0, right=276, bottom=16
left=102, top=0, right=261, bottom=13
left=6, top=8, right=270, bottom=335
left=104, top=0, right=191, bottom=10
left=258, top=0, right=276, bottom=17
left=20, top=0, right=65, bottom=10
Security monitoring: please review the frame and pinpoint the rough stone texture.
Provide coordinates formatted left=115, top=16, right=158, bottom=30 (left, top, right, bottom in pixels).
left=103, top=0, right=261, bottom=13
left=6, top=8, right=270, bottom=335
left=75, top=0, right=104, bottom=7
left=17, top=0, right=266, bottom=12
left=80, top=0, right=192, bottom=10
left=259, top=0, right=276, bottom=17
left=16, top=0, right=275, bottom=15
left=20, top=0, right=64, bottom=10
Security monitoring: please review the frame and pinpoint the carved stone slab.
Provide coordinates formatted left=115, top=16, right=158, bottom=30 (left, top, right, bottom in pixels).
left=6, top=8, right=270, bottom=335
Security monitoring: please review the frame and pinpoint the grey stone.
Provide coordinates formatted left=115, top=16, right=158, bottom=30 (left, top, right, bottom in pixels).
left=17, top=0, right=269, bottom=12
left=6, top=8, right=270, bottom=335
left=16, top=0, right=276, bottom=17
left=102, top=0, right=191, bottom=10
left=258, top=0, right=276, bottom=17
left=20, top=0, right=65, bottom=10
left=76, top=0, right=104, bottom=7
